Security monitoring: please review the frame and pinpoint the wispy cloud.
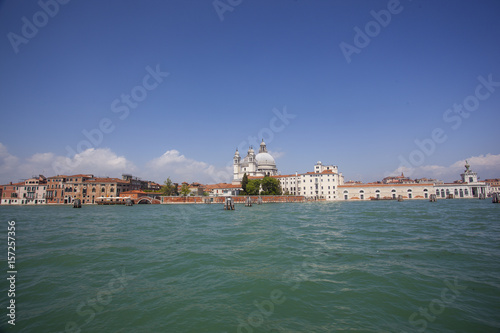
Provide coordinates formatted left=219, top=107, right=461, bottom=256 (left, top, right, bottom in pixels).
left=268, top=150, right=285, bottom=160
left=145, top=149, right=231, bottom=184
left=389, top=153, right=500, bottom=182
left=0, top=143, right=137, bottom=183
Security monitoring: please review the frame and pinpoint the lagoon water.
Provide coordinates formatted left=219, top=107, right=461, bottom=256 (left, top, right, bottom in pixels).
left=1, top=200, right=500, bottom=332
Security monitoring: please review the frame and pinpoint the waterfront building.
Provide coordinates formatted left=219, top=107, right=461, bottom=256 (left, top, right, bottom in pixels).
left=340, top=161, right=488, bottom=201
left=233, top=140, right=278, bottom=184
left=485, top=179, right=500, bottom=194
left=46, top=175, right=67, bottom=204
left=84, top=177, right=132, bottom=204
left=16, top=175, right=48, bottom=204
left=119, top=190, right=149, bottom=201
left=433, top=161, right=488, bottom=199
left=122, top=174, right=144, bottom=190
left=247, top=161, right=345, bottom=200
left=188, top=182, right=204, bottom=196
left=63, top=174, right=94, bottom=204
left=1, top=182, right=23, bottom=205
left=338, top=182, right=433, bottom=200
left=382, top=173, right=415, bottom=184
left=147, top=181, right=162, bottom=191
left=205, top=183, right=241, bottom=196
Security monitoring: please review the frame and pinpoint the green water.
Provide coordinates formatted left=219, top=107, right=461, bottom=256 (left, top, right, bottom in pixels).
left=1, top=200, right=499, bottom=332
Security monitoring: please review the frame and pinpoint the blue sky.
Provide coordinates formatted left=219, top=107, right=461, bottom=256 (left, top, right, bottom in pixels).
left=1, top=0, right=499, bottom=184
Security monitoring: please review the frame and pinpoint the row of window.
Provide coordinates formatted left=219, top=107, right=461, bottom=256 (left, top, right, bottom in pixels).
left=435, top=188, right=469, bottom=197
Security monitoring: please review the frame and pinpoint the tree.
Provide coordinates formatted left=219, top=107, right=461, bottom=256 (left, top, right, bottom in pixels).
left=180, top=183, right=190, bottom=196
left=261, top=176, right=281, bottom=195
left=161, top=177, right=176, bottom=196
left=241, top=173, right=249, bottom=194
left=245, top=179, right=261, bottom=195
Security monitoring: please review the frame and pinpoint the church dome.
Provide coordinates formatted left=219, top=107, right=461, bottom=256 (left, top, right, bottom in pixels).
left=255, top=152, right=276, bottom=166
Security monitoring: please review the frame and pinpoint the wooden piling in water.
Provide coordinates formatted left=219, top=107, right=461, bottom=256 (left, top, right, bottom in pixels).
left=224, top=197, right=235, bottom=210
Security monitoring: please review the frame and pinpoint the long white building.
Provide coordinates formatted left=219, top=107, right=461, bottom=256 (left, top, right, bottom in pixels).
left=249, top=161, right=345, bottom=200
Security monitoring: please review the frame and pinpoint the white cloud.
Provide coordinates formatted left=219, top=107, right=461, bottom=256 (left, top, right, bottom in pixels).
left=0, top=143, right=20, bottom=177
left=388, top=153, right=500, bottom=182
left=146, top=149, right=231, bottom=184
left=268, top=150, right=285, bottom=159
left=0, top=143, right=137, bottom=184
left=51, top=148, right=137, bottom=177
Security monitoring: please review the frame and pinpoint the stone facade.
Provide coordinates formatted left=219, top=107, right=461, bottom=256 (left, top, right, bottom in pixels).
left=233, top=140, right=278, bottom=184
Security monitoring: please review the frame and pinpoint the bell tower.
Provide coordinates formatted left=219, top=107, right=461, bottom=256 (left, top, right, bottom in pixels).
left=233, top=149, right=241, bottom=183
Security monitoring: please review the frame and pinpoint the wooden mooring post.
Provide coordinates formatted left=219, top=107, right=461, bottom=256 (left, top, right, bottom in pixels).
left=429, top=194, right=437, bottom=202
left=493, top=193, right=500, bottom=204
left=245, top=196, right=252, bottom=207
left=224, top=197, right=235, bottom=210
